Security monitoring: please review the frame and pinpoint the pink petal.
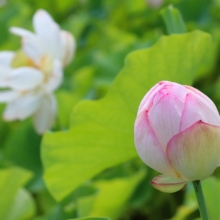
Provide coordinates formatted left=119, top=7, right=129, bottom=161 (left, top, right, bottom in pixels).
left=167, top=121, right=220, bottom=180
left=180, top=93, right=220, bottom=132
left=148, top=92, right=185, bottom=150
left=185, top=85, right=218, bottom=112
left=151, top=175, right=187, bottom=193
left=139, top=81, right=188, bottom=115
left=138, top=82, right=165, bottom=113
left=134, top=111, right=178, bottom=178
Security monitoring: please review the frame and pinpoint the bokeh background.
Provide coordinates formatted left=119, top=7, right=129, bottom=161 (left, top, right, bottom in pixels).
left=1, top=0, right=220, bottom=219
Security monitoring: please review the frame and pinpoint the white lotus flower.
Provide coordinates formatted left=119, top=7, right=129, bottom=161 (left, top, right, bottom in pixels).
left=0, top=9, right=76, bottom=134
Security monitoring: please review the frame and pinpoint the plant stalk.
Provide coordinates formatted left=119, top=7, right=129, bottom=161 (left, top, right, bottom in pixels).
left=192, top=180, right=209, bottom=220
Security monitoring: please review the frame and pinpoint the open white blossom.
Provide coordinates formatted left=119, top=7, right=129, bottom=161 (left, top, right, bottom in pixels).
left=0, top=9, right=76, bottom=134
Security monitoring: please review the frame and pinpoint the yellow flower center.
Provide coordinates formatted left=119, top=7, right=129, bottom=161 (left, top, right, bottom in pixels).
left=11, top=50, right=53, bottom=83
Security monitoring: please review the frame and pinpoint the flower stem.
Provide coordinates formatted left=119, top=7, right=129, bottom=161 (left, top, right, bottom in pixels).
left=192, top=180, right=209, bottom=220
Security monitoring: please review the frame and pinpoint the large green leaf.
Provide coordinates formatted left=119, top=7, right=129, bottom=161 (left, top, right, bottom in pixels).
left=42, top=30, right=211, bottom=201
left=56, top=66, right=96, bottom=128
left=0, top=167, right=32, bottom=219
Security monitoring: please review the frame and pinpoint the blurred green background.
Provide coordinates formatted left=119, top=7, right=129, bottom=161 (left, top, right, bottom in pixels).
left=1, top=0, right=220, bottom=219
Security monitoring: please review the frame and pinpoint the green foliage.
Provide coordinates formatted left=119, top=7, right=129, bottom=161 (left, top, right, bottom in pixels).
left=160, top=5, right=186, bottom=34
left=172, top=177, right=220, bottom=219
left=77, top=170, right=145, bottom=219
left=4, top=121, right=42, bottom=173
left=68, top=217, right=110, bottom=220
left=0, top=167, right=33, bottom=219
left=1, top=0, right=220, bottom=219
left=5, top=188, right=36, bottom=220
left=42, top=30, right=211, bottom=201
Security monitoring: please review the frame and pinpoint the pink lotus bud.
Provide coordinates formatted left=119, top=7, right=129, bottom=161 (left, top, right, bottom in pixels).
left=134, top=81, right=220, bottom=193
